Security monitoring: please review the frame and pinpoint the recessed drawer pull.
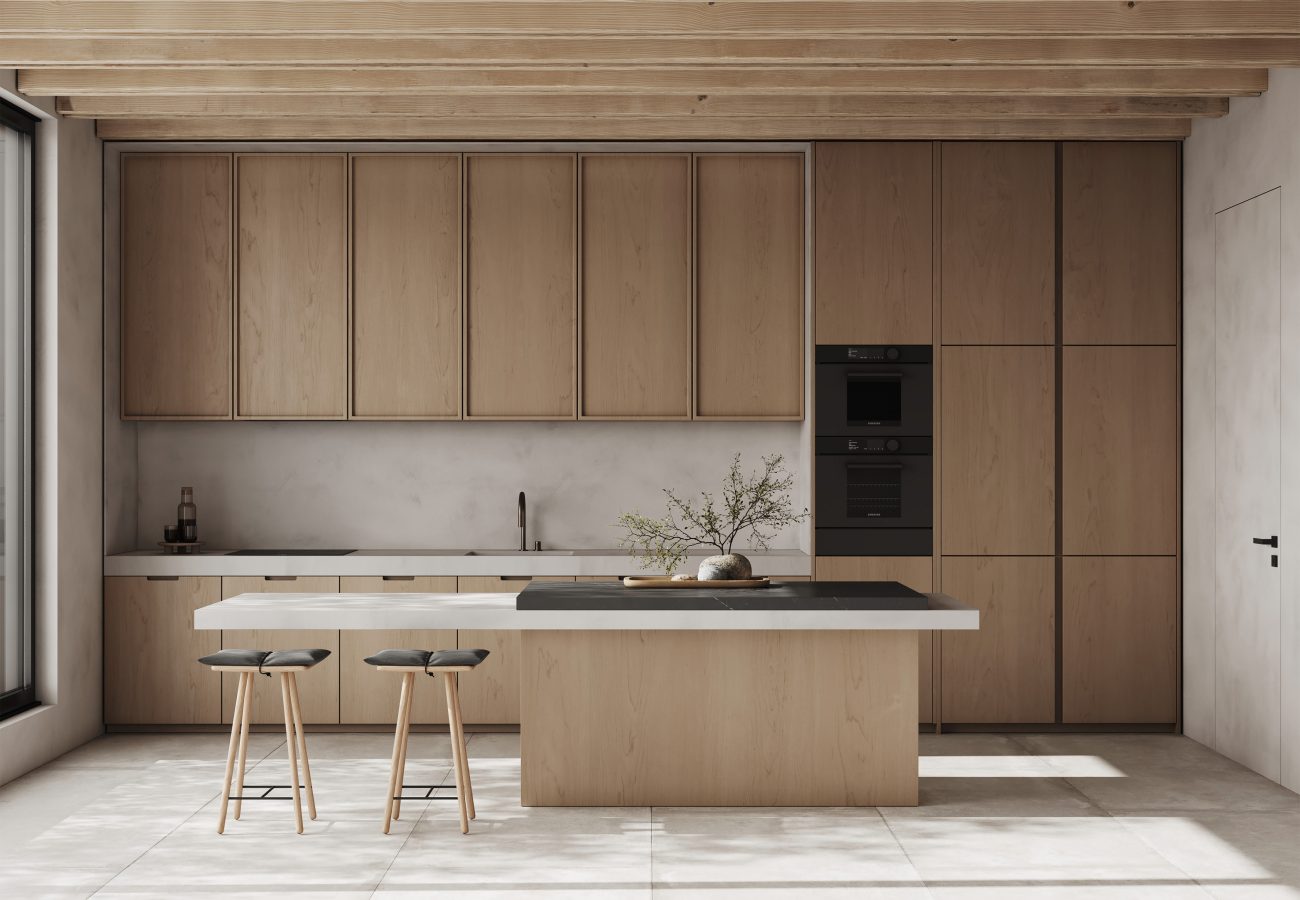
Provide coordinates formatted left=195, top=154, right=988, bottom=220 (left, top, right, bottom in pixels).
left=146, top=575, right=180, bottom=582
left=382, top=575, right=416, bottom=581
left=501, top=575, right=534, bottom=582
left=263, top=576, right=298, bottom=582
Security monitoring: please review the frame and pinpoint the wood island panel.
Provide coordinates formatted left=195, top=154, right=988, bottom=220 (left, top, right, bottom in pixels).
left=121, top=153, right=233, bottom=419
left=521, top=628, right=918, bottom=806
left=219, top=575, right=341, bottom=724
left=814, top=142, right=933, bottom=345
left=814, top=555, right=935, bottom=722
left=351, top=154, right=462, bottom=419
left=338, top=576, right=457, bottom=724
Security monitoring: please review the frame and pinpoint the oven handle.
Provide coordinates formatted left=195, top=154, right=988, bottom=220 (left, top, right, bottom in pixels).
left=846, top=372, right=903, bottom=380
left=847, top=463, right=905, bottom=470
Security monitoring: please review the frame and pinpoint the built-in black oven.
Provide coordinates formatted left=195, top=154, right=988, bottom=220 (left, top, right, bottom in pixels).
left=815, top=345, right=932, bottom=438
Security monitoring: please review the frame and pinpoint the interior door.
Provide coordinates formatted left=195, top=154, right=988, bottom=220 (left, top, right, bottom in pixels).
left=1214, top=188, right=1282, bottom=781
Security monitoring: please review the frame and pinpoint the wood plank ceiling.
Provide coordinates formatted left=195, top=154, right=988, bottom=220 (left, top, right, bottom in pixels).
left=2, top=1, right=1298, bottom=141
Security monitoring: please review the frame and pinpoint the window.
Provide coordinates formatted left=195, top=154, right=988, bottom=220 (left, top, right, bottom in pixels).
left=0, top=100, right=34, bottom=721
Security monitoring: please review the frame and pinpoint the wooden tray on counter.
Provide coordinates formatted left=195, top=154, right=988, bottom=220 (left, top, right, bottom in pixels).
left=622, top=576, right=771, bottom=589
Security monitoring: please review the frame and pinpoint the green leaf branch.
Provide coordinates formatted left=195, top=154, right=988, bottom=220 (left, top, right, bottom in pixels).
left=616, top=453, right=809, bottom=575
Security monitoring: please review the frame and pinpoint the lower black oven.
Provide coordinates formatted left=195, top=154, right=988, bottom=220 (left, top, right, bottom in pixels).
left=814, top=436, right=932, bottom=556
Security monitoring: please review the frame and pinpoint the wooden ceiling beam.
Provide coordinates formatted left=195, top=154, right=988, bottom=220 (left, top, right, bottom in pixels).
left=20, top=66, right=1268, bottom=97
left=4, top=2, right=1296, bottom=36
left=4, top=34, right=1299, bottom=67
left=94, top=116, right=1194, bottom=141
left=58, top=93, right=1229, bottom=120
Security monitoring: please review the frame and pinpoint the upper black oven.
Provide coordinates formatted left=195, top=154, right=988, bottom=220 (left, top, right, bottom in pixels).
left=815, top=345, right=932, bottom=437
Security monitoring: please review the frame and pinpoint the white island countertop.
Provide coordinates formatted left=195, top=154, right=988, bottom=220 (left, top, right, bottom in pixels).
left=193, top=591, right=977, bottom=631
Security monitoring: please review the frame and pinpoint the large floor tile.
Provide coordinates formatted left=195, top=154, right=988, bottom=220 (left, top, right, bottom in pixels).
left=0, top=864, right=117, bottom=900
left=43, top=732, right=284, bottom=771
left=0, top=765, right=145, bottom=848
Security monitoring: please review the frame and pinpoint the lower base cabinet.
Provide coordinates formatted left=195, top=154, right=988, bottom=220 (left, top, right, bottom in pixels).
left=814, top=556, right=935, bottom=723
left=338, top=576, right=457, bottom=724
left=456, top=576, right=574, bottom=724
left=104, top=576, right=222, bottom=725
left=220, top=576, right=342, bottom=725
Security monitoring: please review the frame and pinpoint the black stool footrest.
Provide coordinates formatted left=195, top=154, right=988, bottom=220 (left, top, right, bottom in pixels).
left=228, top=784, right=295, bottom=800
left=396, top=784, right=458, bottom=800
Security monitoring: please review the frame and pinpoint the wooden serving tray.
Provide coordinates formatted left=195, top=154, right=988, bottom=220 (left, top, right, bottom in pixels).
left=623, top=576, right=771, bottom=590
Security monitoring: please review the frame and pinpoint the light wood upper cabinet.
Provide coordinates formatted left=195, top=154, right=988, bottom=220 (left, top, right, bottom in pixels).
left=695, top=153, right=804, bottom=419
left=219, top=575, right=341, bottom=724
left=814, top=142, right=933, bottom=345
left=104, top=576, right=222, bottom=724
left=1063, top=556, right=1178, bottom=724
left=1062, top=142, right=1179, bottom=345
left=941, top=556, right=1056, bottom=724
left=1062, top=346, right=1178, bottom=555
left=351, top=154, right=461, bottom=419
left=579, top=154, right=691, bottom=419
left=236, top=154, right=348, bottom=419
left=941, top=142, right=1055, bottom=345
left=121, top=153, right=233, bottom=419
left=466, top=154, right=576, bottom=419
left=942, top=347, right=1055, bottom=555
left=815, top=556, right=936, bottom=724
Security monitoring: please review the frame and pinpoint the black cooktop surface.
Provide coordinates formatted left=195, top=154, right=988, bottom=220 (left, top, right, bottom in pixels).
left=516, top=580, right=929, bottom=612
left=227, top=549, right=357, bottom=556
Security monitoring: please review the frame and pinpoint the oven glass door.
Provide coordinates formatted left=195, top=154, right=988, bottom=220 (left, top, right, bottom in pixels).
left=815, top=364, right=932, bottom=437
left=814, top=453, right=932, bottom=530
left=847, top=374, right=903, bottom=427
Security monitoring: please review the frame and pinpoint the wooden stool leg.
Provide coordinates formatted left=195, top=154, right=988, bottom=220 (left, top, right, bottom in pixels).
left=233, top=671, right=254, bottom=820
left=443, top=673, right=470, bottom=834
left=383, top=671, right=412, bottom=834
left=450, top=673, right=475, bottom=820
left=287, top=673, right=317, bottom=820
left=217, top=671, right=248, bottom=834
left=393, top=672, right=415, bottom=820
left=279, top=673, right=304, bottom=834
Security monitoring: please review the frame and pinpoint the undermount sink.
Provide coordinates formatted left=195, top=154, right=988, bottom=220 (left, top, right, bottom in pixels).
left=462, top=549, right=575, bottom=556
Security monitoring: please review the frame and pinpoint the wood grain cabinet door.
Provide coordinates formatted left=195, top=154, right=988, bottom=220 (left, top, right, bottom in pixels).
left=695, top=153, right=804, bottom=419
left=121, top=153, right=232, bottom=419
left=814, top=142, right=933, bottom=345
left=236, top=154, right=348, bottom=419
left=465, top=154, right=576, bottom=419
left=1062, top=346, right=1178, bottom=555
left=940, top=142, right=1055, bottom=345
left=814, top=556, right=935, bottom=724
left=351, top=154, right=461, bottom=419
left=942, top=347, right=1055, bottom=555
left=456, top=576, right=574, bottom=724
left=219, top=575, right=341, bottom=724
left=104, top=576, right=222, bottom=724
left=940, top=557, right=1055, bottom=724
left=338, top=576, right=457, bottom=724
left=579, top=154, right=691, bottom=419
left=1063, top=556, right=1178, bottom=724
left=1062, top=142, right=1179, bottom=345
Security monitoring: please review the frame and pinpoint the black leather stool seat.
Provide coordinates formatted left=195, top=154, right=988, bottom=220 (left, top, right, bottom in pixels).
left=198, top=648, right=332, bottom=669
left=363, top=648, right=490, bottom=669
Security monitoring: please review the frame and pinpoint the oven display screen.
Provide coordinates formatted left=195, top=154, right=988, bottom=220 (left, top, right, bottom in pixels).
left=846, top=374, right=902, bottom=426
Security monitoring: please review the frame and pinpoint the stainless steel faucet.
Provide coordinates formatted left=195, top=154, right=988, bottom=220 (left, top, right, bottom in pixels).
left=518, top=491, right=527, bottom=551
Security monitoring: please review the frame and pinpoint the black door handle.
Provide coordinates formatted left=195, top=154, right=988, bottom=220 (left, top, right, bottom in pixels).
left=1253, top=536, right=1279, bottom=548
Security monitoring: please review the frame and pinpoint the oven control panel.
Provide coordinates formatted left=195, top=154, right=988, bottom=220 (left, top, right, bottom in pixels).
left=815, top=345, right=933, bottom=364
left=816, top=436, right=932, bottom=455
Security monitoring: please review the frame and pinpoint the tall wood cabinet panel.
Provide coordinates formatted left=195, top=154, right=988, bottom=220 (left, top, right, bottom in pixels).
left=1063, top=556, right=1178, bottom=723
left=236, top=154, right=348, bottom=419
left=940, top=142, right=1055, bottom=345
left=940, top=557, right=1055, bottom=724
left=351, top=154, right=461, bottom=419
left=121, top=153, right=233, bottom=419
left=814, top=556, right=935, bottom=723
left=456, top=576, right=574, bottom=724
left=695, top=153, right=803, bottom=419
left=579, top=154, right=691, bottom=419
left=1062, top=346, right=1178, bottom=555
left=104, top=577, right=222, bottom=724
left=465, top=154, right=576, bottom=419
left=220, top=576, right=341, bottom=724
left=814, top=142, right=933, bottom=345
left=941, top=347, right=1055, bottom=555
left=338, top=576, right=458, bottom=724
left=1062, top=142, right=1179, bottom=345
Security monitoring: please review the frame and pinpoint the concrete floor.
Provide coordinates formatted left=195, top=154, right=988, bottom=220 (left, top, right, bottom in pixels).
left=0, top=732, right=1297, bottom=899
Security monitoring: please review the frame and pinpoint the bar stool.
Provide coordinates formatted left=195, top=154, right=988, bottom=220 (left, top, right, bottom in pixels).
left=363, top=647, right=489, bottom=834
left=197, top=648, right=332, bottom=835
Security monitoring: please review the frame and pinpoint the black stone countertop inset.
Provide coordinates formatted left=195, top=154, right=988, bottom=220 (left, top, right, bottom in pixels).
left=516, top=580, right=929, bottom=612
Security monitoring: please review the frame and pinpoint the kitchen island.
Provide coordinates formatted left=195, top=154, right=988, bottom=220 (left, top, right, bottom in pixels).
left=194, top=581, right=977, bottom=807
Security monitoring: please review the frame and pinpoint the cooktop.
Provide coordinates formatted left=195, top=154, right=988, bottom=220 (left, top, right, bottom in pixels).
left=516, top=580, right=929, bottom=612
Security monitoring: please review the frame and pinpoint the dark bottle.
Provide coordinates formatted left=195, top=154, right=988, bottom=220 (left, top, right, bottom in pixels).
left=178, top=486, right=198, bottom=543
